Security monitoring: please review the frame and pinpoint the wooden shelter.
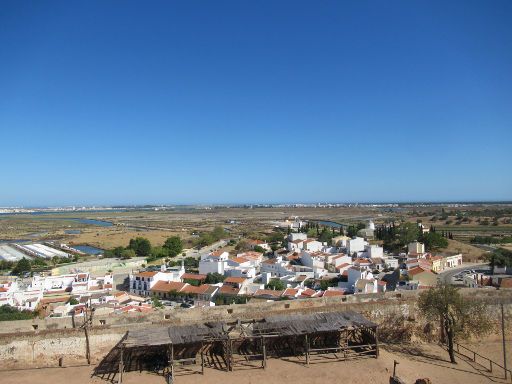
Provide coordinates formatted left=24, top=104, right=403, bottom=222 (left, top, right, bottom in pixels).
left=94, top=311, right=378, bottom=383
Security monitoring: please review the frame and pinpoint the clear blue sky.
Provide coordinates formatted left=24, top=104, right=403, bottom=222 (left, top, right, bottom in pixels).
left=1, top=1, right=511, bottom=206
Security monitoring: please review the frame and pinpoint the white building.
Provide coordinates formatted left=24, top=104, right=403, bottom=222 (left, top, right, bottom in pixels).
left=347, top=237, right=366, bottom=255
left=363, top=245, right=383, bottom=259
left=300, top=251, right=329, bottom=269
left=260, top=256, right=294, bottom=277
left=129, top=264, right=185, bottom=296
left=408, top=241, right=425, bottom=255
left=199, top=250, right=229, bottom=275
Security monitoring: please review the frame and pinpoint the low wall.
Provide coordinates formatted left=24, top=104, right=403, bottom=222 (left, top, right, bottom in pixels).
left=0, top=288, right=510, bottom=369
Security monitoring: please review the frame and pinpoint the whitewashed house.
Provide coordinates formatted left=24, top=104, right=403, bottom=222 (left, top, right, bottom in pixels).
left=199, top=250, right=229, bottom=275
left=347, top=237, right=366, bottom=255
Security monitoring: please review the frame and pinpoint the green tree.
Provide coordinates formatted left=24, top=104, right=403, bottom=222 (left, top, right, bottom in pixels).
left=253, top=245, right=266, bottom=253
left=318, top=228, right=334, bottom=244
left=418, top=284, right=492, bottom=363
left=397, top=222, right=420, bottom=248
left=235, top=240, right=250, bottom=252
left=205, top=272, right=225, bottom=284
left=67, top=297, right=79, bottom=305
left=163, top=236, right=183, bottom=257
left=149, top=246, right=169, bottom=259
left=212, top=226, right=226, bottom=241
left=421, top=232, right=448, bottom=251
left=489, top=248, right=512, bottom=269
left=152, top=295, right=163, bottom=308
left=128, top=237, right=151, bottom=256
left=265, top=279, right=285, bottom=291
left=12, top=257, right=31, bottom=276
left=0, top=305, right=36, bottom=321
left=121, top=249, right=136, bottom=260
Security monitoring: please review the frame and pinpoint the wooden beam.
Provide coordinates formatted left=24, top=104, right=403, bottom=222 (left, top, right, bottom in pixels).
left=305, top=334, right=310, bottom=365
left=201, top=342, right=204, bottom=375
left=118, top=345, right=124, bottom=384
left=261, top=336, right=267, bottom=370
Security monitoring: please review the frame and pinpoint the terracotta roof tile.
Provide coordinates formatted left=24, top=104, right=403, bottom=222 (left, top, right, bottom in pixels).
left=150, top=281, right=186, bottom=293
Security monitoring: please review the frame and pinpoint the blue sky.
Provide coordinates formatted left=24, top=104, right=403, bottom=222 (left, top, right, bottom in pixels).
left=0, top=1, right=511, bottom=206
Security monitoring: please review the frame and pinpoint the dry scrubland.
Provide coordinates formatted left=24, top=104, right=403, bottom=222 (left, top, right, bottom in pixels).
left=1, top=341, right=510, bottom=384
left=1, top=205, right=511, bottom=258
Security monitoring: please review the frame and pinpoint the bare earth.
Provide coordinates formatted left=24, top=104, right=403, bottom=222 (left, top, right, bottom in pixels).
left=1, top=343, right=510, bottom=384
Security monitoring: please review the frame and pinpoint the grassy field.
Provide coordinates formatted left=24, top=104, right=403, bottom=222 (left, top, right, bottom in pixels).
left=1, top=205, right=511, bottom=254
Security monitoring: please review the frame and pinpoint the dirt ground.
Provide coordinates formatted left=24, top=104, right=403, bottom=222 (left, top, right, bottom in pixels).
left=445, top=239, right=487, bottom=262
left=1, top=342, right=510, bottom=384
left=68, top=228, right=189, bottom=249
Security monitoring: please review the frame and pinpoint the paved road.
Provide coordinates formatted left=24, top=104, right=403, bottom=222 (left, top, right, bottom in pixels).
left=437, top=262, right=490, bottom=285
left=176, top=239, right=228, bottom=261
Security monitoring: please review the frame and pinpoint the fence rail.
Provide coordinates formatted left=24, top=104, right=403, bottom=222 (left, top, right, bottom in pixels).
left=450, top=342, right=511, bottom=382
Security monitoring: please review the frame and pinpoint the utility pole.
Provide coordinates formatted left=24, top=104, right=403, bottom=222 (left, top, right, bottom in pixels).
left=501, top=304, right=507, bottom=379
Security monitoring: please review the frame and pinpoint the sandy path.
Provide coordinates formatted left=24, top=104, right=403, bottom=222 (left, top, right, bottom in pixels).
left=1, top=343, right=510, bottom=384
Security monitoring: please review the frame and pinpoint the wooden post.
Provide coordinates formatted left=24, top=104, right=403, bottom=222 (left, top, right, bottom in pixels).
left=374, top=327, right=379, bottom=358
left=201, top=341, right=205, bottom=375
left=261, top=336, right=267, bottom=370
left=84, top=327, right=91, bottom=365
left=118, top=345, right=124, bottom=384
left=502, top=304, right=508, bottom=380
left=229, top=338, right=233, bottom=372
left=305, top=334, right=310, bottom=365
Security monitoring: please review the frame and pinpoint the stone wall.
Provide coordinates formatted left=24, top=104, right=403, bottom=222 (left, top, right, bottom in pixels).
left=0, top=288, right=510, bottom=369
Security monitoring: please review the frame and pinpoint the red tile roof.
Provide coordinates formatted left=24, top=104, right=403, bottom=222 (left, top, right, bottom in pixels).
left=253, top=289, right=284, bottom=298
left=219, top=284, right=241, bottom=295
left=248, top=239, right=265, bottom=245
left=224, top=276, right=247, bottom=284
left=300, top=288, right=316, bottom=297
left=181, top=273, right=207, bottom=281
left=322, top=290, right=344, bottom=297
left=135, top=271, right=158, bottom=278
left=150, top=281, right=186, bottom=293
left=408, top=266, right=431, bottom=276
left=181, top=284, right=212, bottom=295
left=283, top=288, right=299, bottom=297
left=230, top=257, right=250, bottom=264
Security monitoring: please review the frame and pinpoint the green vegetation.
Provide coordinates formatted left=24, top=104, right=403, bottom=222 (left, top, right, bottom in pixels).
left=376, top=222, right=449, bottom=253
left=0, top=305, right=37, bottom=321
left=418, top=284, right=492, bottom=364
left=318, top=227, right=334, bottom=244
left=471, top=236, right=512, bottom=245
left=0, top=260, right=15, bottom=272
left=347, top=223, right=365, bottom=238
left=12, top=257, right=31, bottom=276
left=163, top=236, right=183, bottom=257
left=149, top=246, right=169, bottom=259
left=67, top=297, right=79, bottom=305
left=235, top=240, right=250, bottom=252
left=266, top=230, right=285, bottom=246
left=193, top=226, right=227, bottom=247
left=214, top=294, right=248, bottom=305
left=121, top=249, right=136, bottom=259
left=253, top=245, right=266, bottom=253
left=319, top=277, right=342, bottom=291
left=103, top=246, right=125, bottom=258
left=265, top=279, right=285, bottom=291
left=421, top=232, right=448, bottom=250
left=151, top=295, right=163, bottom=308
left=488, top=248, right=512, bottom=269
left=205, top=272, right=225, bottom=284
left=128, top=237, right=152, bottom=256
